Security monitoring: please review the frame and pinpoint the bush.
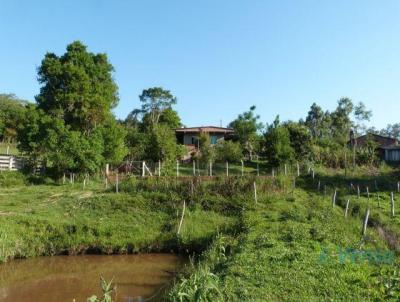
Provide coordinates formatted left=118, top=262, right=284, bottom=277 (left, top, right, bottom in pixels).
left=215, top=141, right=243, bottom=162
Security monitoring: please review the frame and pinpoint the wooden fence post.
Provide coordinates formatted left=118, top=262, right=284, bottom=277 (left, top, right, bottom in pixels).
left=362, top=208, right=370, bottom=236
left=83, top=176, right=86, bottom=189
left=177, top=200, right=186, bottom=235
left=6, top=146, right=9, bottom=155
left=391, top=192, right=395, bottom=217
left=193, top=160, right=196, bottom=176
left=366, top=187, right=370, bottom=202
left=345, top=199, right=350, bottom=218
left=297, top=162, right=300, bottom=177
left=317, top=181, right=321, bottom=191
left=159, top=160, right=162, bottom=177
left=116, top=173, right=119, bottom=193
left=253, top=181, right=257, bottom=204
left=105, top=164, right=109, bottom=176
left=142, top=161, right=145, bottom=177
left=8, top=157, right=13, bottom=170
left=63, top=173, right=66, bottom=185
left=397, top=181, right=400, bottom=193
left=377, top=193, right=380, bottom=208
left=284, top=164, right=287, bottom=176
left=105, top=176, right=108, bottom=189
left=209, top=161, right=213, bottom=177
left=70, top=173, right=73, bottom=184
left=226, top=162, right=229, bottom=177
left=312, top=169, right=315, bottom=180
left=357, top=186, right=360, bottom=199
left=272, top=168, right=275, bottom=178
left=332, top=189, right=337, bottom=207
left=176, top=160, right=179, bottom=177
left=241, top=160, right=244, bottom=177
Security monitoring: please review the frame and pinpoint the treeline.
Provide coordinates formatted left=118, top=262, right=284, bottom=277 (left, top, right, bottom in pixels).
left=0, top=41, right=396, bottom=176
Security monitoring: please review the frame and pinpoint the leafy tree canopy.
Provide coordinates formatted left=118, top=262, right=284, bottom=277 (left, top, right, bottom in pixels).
left=36, top=41, right=118, bottom=132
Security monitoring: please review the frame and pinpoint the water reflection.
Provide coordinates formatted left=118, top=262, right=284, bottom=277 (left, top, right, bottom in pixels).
left=0, top=254, right=185, bottom=302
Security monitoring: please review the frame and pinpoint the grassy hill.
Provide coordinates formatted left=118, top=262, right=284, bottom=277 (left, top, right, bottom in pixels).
left=0, top=169, right=399, bottom=301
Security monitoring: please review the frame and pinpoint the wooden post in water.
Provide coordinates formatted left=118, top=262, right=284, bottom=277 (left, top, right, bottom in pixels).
left=226, top=162, right=229, bottom=177
left=116, top=173, right=119, bottom=193
left=391, top=192, right=395, bottom=217
left=332, top=189, right=337, bottom=207
left=345, top=199, right=350, bottom=218
left=241, top=160, right=244, bottom=177
left=362, top=208, right=370, bottom=236
left=253, top=181, right=257, bottom=204
left=177, top=200, right=186, bottom=235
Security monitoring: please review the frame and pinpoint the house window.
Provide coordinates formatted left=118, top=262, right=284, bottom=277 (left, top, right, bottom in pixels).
left=210, top=135, right=218, bottom=145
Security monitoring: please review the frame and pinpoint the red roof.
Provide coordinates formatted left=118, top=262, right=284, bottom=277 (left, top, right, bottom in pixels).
left=175, top=126, right=234, bottom=133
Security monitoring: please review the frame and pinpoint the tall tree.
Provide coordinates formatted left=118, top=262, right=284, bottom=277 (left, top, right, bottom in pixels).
left=139, top=87, right=177, bottom=126
left=36, top=41, right=118, bottom=132
left=18, top=41, right=126, bottom=175
left=264, top=116, right=294, bottom=167
left=229, top=105, right=263, bottom=159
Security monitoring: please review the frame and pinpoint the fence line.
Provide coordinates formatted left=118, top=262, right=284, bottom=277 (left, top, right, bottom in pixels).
left=0, top=155, right=24, bottom=171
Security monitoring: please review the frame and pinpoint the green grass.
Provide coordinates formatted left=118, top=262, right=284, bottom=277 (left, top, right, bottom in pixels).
left=0, top=143, right=19, bottom=155
left=168, top=169, right=400, bottom=301
left=1, top=169, right=400, bottom=301
left=0, top=172, right=237, bottom=263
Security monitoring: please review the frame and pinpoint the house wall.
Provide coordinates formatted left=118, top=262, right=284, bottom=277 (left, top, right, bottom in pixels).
left=385, top=150, right=400, bottom=162
left=183, top=133, right=225, bottom=145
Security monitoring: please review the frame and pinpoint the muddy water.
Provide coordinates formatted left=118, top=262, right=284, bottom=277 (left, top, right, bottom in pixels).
left=0, top=254, right=186, bottom=302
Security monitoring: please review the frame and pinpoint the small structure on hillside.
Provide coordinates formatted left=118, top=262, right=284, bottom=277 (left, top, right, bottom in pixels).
left=175, top=126, right=234, bottom=160
left=349, top=132, right=400, bottom=162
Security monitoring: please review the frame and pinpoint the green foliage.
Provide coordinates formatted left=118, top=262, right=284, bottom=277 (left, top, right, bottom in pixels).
left=229, top=105, right=263, bottom=159
left=97, top=119, right=128, bottom=165
left=36, top=41, right=118, bottom=132
left=0, top=93, right=28, bottom=142
left=17, top=42, right=125, bottom=176
left=215, top=140, right=243, bottom=162
left=138, top=87, right=177, bottom=126
left=283, top=121, right=312, bottom=161
left=264, top=116, right=294, bottom=166
left=198, top=133, right=216, bottom=164
left=169, top=264, right=223, bottom=302
left=88, top=277, right=115, bottom=302
left=145, top=124, right=184, bottom=164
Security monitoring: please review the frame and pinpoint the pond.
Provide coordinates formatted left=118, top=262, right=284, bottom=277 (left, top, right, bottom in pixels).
left=0, top=254, right=186, bottom=302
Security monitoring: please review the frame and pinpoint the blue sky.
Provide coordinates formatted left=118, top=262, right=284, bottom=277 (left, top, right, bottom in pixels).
left=1, top=0, right=399, bottom=129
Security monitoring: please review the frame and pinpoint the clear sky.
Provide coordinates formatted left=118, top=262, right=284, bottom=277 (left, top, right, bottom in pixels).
left=1, top=0, right=399, bottom=129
